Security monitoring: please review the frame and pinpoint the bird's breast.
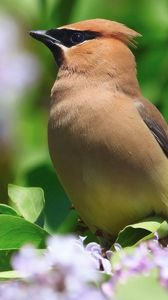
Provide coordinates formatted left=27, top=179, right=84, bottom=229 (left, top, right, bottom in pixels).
left=48, top=88, right=168, bottom=235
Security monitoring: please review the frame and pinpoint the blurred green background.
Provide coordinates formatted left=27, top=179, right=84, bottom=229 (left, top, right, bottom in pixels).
left=0, top=0, right=168, bottom=233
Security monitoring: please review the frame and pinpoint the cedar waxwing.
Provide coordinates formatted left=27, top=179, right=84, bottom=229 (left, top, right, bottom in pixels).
left=30, top=19, right=168, bottom=238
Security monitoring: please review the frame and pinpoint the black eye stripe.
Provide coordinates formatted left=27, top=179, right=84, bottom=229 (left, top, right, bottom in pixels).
left=46, top=28, right=100, bottom=48
left=70, top=32, right=85, bottom=44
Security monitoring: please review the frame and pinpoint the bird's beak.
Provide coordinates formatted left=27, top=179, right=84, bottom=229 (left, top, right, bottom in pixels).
left=29, top=30, right=61, bottom=47
left=29, top=29, right=64, bottom=66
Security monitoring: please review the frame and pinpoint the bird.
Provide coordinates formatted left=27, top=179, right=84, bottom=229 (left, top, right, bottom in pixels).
left=30, top=19, right=168, bottom=239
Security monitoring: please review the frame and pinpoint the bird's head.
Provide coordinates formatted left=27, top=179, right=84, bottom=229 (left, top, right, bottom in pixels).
left=30, top=19, right=140, bottom=69
left=30, top=19, right=140, bottom=95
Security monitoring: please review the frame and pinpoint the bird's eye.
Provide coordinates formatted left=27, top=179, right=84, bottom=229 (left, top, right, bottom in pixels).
left=70, top=32, right=85, bottom=45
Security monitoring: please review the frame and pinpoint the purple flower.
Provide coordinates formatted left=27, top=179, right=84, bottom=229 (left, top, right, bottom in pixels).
left=120, top=243, right=153, bottom=275
left=0, top=11, right=41, bottom=144
left=102, top=280, right=115, bottom=299
left=85, top=242, right=112, bottom=274
left=47, top=235, right=100, bottom=294
left=150, top=243, right=168, bottom=289
left=0, top=12, right=40, bottom=105
left=12, top=245, right=50, bottom=278
left=8, top=235, right=110, bottom=300
left=108, top=243, right=154, bottom=286
left=5, top=234, right=168, bottom=300
left=69, top=287, right=108, bottom=300
left=0, top=282, right=58, bottom=300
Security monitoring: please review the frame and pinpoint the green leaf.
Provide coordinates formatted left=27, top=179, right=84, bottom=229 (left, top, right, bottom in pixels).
left=0, top=204, right=18, bottom=216
left=55, top=210, right=78, bottom=234
left=115, top=217, right=168, bottom=247
left=116, top=272, right=168, bottom=300
left=0, top=270, right=21, bottom=280
left=0, top=215, right=48, bottom=250
left=8, top=184, right=45, bottom=223
left=157, top=220, right=168, bottom=238
left=19, top=162, right=71, bottom=232
left=0, top=250, right=16, bottom=272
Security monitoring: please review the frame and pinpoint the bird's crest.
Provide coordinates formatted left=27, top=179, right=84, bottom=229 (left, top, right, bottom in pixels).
left=62, top=19, right=141, bottom=48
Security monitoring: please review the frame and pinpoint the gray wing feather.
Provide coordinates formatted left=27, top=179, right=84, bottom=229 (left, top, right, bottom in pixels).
left=136, top=103, right=168, bottom=157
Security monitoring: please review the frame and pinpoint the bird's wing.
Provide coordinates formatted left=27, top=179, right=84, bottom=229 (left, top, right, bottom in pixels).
left=135, top=100, right=168, bottom=157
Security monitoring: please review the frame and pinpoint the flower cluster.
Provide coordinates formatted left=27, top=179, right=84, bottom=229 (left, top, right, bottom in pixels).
left=0, top=236, right=108, bottom=300
left=0, top=234, right=168, bottom=300
left=0, top=12, right=40, bottom=105
left=0, top=11, right=40, bottom=142
left=103, top=237, right=168, bottom=297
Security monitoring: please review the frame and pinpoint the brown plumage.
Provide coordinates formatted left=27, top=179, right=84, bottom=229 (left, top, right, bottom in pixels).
left=30, top=19, right=168, bottom=237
